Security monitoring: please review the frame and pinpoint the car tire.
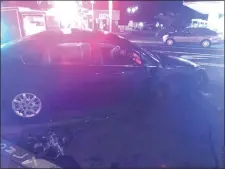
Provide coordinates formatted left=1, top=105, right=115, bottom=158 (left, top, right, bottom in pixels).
left=2, top=91, right=49, bottom=125
left=166, top=38, right=175, bottom=46
left=201, top=39, right=211, bottom=48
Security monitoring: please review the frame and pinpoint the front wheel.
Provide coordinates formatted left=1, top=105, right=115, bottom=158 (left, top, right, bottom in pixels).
left=2, top=92, right=49, bottom=125
left=201, top=39, right=211, bottom=48
left=12, top=93, right=42, bottom=118
left=166, top=38, right=175, bottom=46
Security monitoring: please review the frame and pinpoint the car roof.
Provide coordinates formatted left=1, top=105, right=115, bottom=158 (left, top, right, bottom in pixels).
left=1, top=30, right=64, bottom=52
left=1, top=29, right=130, bottom=52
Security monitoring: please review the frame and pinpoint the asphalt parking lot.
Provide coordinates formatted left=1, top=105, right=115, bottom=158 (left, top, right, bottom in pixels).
left=3, top=91, right=223, bottom=168
left=62, top=91, right=223, bottom=168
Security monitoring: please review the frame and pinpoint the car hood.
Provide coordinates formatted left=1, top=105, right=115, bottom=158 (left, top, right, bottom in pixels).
left=157, top=54, right=200, bottom=68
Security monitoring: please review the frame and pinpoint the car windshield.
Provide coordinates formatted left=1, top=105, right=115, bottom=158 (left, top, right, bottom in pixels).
left=139, top=47, right=161, bottom=63
left=115, top=36, right=160, bottom=65
left=1, top=1, right=224, bottom=169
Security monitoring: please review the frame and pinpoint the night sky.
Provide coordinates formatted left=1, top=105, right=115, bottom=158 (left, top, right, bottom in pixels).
left=2, top=1, right=204, bottom=24
left=93, top=1, right=200, bottom=24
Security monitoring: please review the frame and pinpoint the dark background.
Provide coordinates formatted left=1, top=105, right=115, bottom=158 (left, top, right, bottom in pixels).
left=2, top=1, right=207, bottom=24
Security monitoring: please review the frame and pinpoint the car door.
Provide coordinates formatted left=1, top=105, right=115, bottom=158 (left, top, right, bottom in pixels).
left=90, top=42, right=149, bottom=103
left=182, top=28, right=199, bottom=43
left=48, top=42, right=93, bottom=110
left=172, top=31, right=187, bottom=42
left=173, top=29, right=194, bottom=43
left=19, top=42, right=60, bottom=112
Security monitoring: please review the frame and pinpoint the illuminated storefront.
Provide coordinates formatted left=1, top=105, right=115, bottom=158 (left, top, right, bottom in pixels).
left=183, top=1, right=224, bottom=33
left=44, top=1, right=120, bottom=31
left=84, top=10, right=120, bottom=31
left=45, top=1, right=91, bottom=30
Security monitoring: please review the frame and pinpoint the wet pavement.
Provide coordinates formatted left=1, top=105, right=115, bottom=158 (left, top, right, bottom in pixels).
left=3, top=91, right=223, bottom=168
left=63, top=92, right=223, bottom=168
left=142, top=44, right=224, bottom=56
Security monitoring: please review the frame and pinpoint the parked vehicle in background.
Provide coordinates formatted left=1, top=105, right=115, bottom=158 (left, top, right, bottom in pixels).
left=190, top=19, right=208, bottom=28
left=162, top=27, right=223, bottom=47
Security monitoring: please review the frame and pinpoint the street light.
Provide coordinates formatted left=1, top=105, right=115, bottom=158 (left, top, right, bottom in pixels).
left=109, top=0, right=113, bottom=32
left=127, top=6, right=138, bottom=13
left=127, top=7, right=131, bottom=13
left=90, top=1, right=95, bottom=29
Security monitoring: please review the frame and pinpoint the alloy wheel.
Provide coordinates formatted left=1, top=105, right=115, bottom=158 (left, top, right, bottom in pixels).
left=167, top=39, right=174, bottom=45
left=12, top=93, right=42, bottom=118
left=202, top=40, right=210, bottom=47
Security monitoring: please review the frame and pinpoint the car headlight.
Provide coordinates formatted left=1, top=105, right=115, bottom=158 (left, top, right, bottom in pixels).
left=162, top=35, right=169, bottom=41
left=218, top=33, right=224, bottom=40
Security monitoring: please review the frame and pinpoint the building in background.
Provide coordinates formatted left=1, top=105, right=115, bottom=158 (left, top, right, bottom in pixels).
left=1, top=7, right=46, bottom=44
left=183, top=1, right=224, bottom=33
left=83, top=10, right=120, bottom=31
left=1, top=1, right=120, bottom=33
left=44, top=2, right=120, bottom=31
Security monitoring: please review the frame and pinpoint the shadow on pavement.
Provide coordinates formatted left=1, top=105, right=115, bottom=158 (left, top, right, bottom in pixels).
left=2, top=92, right=223, bottom=168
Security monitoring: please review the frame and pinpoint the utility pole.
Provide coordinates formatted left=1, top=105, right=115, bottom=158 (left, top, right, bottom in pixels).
left=90, top=1, right=95, bottom=30
left=108, top=0, right=113, bottom=32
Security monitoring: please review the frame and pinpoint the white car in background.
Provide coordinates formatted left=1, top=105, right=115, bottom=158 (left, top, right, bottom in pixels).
left=163, top=27, right=223, bottom=47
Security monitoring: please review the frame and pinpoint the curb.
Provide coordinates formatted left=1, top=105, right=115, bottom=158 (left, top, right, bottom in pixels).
left=130, top=40, right=162, bottom=44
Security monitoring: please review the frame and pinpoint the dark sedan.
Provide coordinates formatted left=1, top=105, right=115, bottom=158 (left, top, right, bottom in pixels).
left=1, top=29, right=208, bottom=122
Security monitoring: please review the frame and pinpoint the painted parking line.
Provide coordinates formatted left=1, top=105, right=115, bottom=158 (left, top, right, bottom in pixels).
left=180, top=55, right=223, bottom=59
left=178, top=55, right=224, bottom=67
left=183, top=57, right=222, bottom=60
left=131, top=40, right=162, bottom=44
left=195, top=62, right=224, bottom=68
left=150, top=45, right=224, bottom=51
left=150, top=50, right=224, bottom=57
left=133, top=42, right=224, bottom=50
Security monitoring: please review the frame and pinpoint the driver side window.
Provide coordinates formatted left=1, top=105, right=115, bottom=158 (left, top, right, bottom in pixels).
left=99, top=43, right=142, bottom=66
